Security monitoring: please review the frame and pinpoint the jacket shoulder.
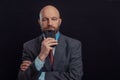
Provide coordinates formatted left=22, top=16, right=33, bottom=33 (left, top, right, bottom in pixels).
left=61, top=34, right=82, bottom=47
left=23, top=36, right=42, bottom=49
left=24, top=37, right=39, bottom=45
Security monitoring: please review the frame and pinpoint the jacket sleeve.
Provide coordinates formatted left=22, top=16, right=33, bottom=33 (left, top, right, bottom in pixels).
left=17, top=43, right=40, bottom=80
left=17, top=62, right=40, bottom=80
left=45, top=41, right=83, bottom=80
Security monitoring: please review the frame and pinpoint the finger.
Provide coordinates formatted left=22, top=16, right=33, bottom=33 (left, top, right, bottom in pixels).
left=45, top=38, right=56, bottom=42
left=22, top=61, right=31, bottom=66
left=22, top=61, right=31, bottom=64
left=20, top=61, right=31, bottom=68
left=20, top=61, right=31, bottom=71
left=46, top=37, right=55, bottom=40
left=43, top=38, right=57, bottom=46
left=21, top=63, right=31, bottom=67
left=48, top=42, right=58, bottom=47
left=42, top=40, right=57, bottom=47
left=20, top=63, right=29, bottom=68
left=20, top=66, right=28, bottom=71
left=20, top=65, right=29, bottom=70
left=47, top=39, right=57, bottom=44
left=20, top=64, right=30, bottom=71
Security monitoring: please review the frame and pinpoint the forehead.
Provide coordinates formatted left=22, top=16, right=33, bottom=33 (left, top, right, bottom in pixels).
left=40, top=6, right=60, bottom=18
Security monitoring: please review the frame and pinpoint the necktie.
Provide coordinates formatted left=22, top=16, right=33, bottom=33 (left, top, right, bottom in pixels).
left=49, top=50, right=54, bottom=65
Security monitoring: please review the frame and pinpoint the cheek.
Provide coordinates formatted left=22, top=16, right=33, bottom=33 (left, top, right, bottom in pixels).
left=55, top=21, right=60, bottom=25
left=57, top=21, right=61, bottom=26
left=41, top=22, right=47, bottom=27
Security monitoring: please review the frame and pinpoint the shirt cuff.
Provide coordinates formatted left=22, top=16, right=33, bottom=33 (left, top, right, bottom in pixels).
left=38, top=72, right=46, bottom=80
left=35, top=56, right=45, bottom=71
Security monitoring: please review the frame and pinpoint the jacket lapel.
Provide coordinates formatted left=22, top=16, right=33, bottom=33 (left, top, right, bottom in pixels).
left=44, top=56, right=51, bottom=71
left=53, top=34, right=66, bottom=69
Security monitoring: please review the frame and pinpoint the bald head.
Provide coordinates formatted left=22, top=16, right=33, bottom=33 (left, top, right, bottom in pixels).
left=38, top=5, right=62, bottom=32
left=39, top=5, right=60, bottom=19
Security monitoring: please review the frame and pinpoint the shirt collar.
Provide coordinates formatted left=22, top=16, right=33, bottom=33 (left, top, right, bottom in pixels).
left=55, top=31, right=60, bottom=40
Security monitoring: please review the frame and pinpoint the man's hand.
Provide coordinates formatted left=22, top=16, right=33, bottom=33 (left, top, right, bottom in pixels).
left=39, top=38, right=58, bottom=61
left=20, top=60, right=32, bottom=71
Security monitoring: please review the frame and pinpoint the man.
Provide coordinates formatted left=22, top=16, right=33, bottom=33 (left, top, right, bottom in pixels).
left=17, top=5, right=83, bottom=80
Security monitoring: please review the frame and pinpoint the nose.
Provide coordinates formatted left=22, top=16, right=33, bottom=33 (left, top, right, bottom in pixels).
left=48, top=19, right=52, bottom=26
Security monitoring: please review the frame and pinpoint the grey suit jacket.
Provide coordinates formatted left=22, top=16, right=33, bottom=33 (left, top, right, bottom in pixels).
left=17, top=33, right=83, bottom=80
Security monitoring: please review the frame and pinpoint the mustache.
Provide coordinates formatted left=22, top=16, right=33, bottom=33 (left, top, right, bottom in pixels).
left=41, top=25, right=60, bottom=33
left=48, top=25, right=54, bottom=28
left=44, top=26, right=56, bottom=30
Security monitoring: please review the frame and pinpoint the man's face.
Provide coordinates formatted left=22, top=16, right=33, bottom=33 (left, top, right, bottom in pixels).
left=38, top=6, right=62, bottom=33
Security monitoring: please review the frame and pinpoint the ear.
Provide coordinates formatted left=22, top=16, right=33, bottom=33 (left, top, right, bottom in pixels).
left=59, top=18, right=62, bottom=25
left=38, top=19, right=42, bottom=30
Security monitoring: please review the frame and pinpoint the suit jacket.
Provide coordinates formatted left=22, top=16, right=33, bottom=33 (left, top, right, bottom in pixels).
left=17, top=33, right=83, bottom=80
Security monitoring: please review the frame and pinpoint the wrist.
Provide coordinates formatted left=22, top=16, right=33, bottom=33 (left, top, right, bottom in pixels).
left=38, top=53, right=46, bottom=61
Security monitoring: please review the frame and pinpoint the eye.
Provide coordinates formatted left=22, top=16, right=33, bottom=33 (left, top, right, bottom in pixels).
left=51, top=17, right=58, bottom=21
left=42, top=18, right=48, bottom=21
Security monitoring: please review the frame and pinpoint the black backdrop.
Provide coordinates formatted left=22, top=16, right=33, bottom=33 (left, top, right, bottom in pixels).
left=0, top=0, right=120, bottom=80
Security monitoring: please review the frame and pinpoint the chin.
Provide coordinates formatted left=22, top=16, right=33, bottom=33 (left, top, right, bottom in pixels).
left=43, top=29, right=58, bottom=33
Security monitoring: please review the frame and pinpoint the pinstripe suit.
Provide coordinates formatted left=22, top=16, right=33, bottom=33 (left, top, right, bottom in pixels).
left=17, top=33, right=83, bottom=80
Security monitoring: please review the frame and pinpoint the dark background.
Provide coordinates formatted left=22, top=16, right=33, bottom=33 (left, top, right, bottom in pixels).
left=0, top=0, right=120, bottom=80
